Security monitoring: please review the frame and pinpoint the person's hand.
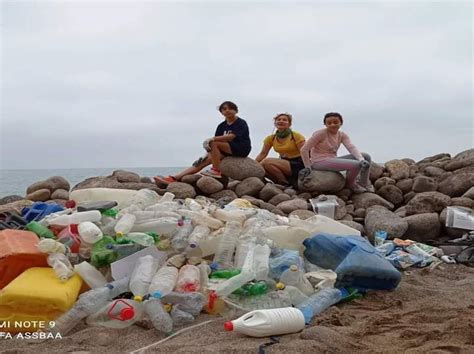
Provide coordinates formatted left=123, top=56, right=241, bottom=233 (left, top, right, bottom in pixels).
left=299, top=167, right=311, bottom=179
left=203, top=138, right=213, bottom=152
left=359, top=160, right=370, bottom=169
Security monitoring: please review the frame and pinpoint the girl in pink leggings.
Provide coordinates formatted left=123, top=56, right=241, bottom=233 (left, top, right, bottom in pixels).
left=300, top=112, right=374, bottom=194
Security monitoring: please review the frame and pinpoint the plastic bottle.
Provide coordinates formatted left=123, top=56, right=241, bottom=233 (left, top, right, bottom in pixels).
left=149, top=266, right=179, bottom=297
left=184, top=243, right=203, bottom=259
left=144, top=296, right=173, bottom=333
left=188, top=225, right=211, bottom=244
left=74, top=261, right=108, bottom=289
left=233, top=281, right=268, bottom=296
left=161, top=291, right=206, bottom=316
left=131, top=217, right=178, bottom=235
left=175, top=265, right=201, bottom=292
left=210, top=269, right=241, bottom=279
left=224, top=307, right=305, bottom=337
left=198, top=261, right=211, bottom=290
left=78, top=221, right=103, bottom=244
left=171, top=304, right=194, bottom=326
left=296, top=287, right=342, bottom=323
left=77, top=201, right=118, bottom=212
left=26, top=221, right=55, bottom=239
left=91, top=236, right=118, bottom=267
left=134, top=210, right=181, bottom=222
left=106, top=243, right=144, bottom=258
left=145, top=201, right=180, bottom=212
left=281, top=285, right=309, bottom=306
left=48, top=211, right=102, bottom=226
left=171, top=218, right=194, bottom=251
left=213, top=221, right=241, bottom=268
left=126, top=232, right=156, bottom=247
left=253, top=244, right=271, bottom=280
left=280, top=265, right=314, bottom=296
left=179, top=210, right=224, bottom=229
left=37, top=238, right=67, bottom=254
left=214, top=248, right=256, bottom=297
left=47, top=253, right=75, bottom=281
left=235, top=290, right=293, bottom=310
left=159, top=192, right=175, bottom=203
left=213, top=208, right=247, bottom=224
left=86, top=298, right=144, bottom=328
left=130, top=255, right=160, bottom=298
left=184, top=198, right=202, bottom=211
left=130, top=189, right=161, bottom=209
left=114, top=214, right=136, bottom=237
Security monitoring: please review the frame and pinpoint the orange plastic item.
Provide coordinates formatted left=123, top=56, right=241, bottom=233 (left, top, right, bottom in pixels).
left=0, top=229, right=48, bottom=289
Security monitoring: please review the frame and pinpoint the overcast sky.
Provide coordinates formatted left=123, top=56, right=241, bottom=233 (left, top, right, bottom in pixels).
left=1, top=1, right=472, bottom=169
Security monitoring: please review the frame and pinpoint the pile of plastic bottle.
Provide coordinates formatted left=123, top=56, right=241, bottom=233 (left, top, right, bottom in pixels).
left=0, top=188, right=408, bottom=338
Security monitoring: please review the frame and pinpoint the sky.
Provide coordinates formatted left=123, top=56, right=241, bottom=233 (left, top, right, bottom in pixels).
left=1, top=0, right=472, bottom=169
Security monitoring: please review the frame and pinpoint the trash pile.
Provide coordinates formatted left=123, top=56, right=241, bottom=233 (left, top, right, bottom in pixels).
left=0, top=187, right=464, bottom=339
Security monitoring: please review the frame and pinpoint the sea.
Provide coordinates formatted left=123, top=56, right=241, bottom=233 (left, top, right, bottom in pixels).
left=0, top=167, right=186, bottom=198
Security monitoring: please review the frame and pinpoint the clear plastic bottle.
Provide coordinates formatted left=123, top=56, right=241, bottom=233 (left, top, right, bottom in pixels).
left=158, top=192, right=175, bottom=203
left=175, top=265, right=201, bottom=292
left=184, top=198, right=202, bottom=211
left=149, top=266, right=179, bottom=297
left=37, top=238, right=67, bottom=254
left=130, top=189, right=161, bottom=209
left=86, top=298, right=144, bottom=328
left=47, top=253, right=75, bottom=281
left=188, top=224, right=211, bottom=244
left=133, top=210, right=181, bottom=222
left=296, top=287, right=342, bottom=323
left=171, top=304, right=194, bottom=326
left=130, top=255, right=159, bottom=297
left=106, top=243, right=144, bottom=258
left=131, top=217, right=178, bottom=235
left=74, top=261, right=108, bottom=289
left=48, top=211, right=102, bottom=226
left=253, top=244, right=271, bottom=280
left=236, top=290, right=293, bottom=310
left=78, top=221, right=103, bottom=244
left=161, top=291, right=206, bottom=316
left=198, top=261, right=211, bottom=290
left=145, top=296, right=173, bottom=333
left=213, top=221, right=242, bottom=268
left=145, top=201, right=179, bottom=212
left=215, top=247, right=255, bottom=297
left=171, top=218, right=194, bottom=252
left=127, top=232, right=155, bottom=247
left=179, top=210, right=224, bottom=229
left=281, top=285, right=309, bottom=306
left=213, top=209, right=247, bottom=224
left=234, top=237, right=256, bottom=269
left=280, top=265, right=314, bottom=296
left=114, top=214, right=137, bottom=237
left=185, top=243, right=203, bottom=259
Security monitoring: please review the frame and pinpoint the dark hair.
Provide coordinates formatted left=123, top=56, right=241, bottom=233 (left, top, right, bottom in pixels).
left=323, top=112, right=343, bottom=124
left=218, top=101, right=238, bottom=113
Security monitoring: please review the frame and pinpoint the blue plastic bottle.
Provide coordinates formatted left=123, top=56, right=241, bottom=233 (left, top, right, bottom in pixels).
left=296, top=287, right=342, bottom=323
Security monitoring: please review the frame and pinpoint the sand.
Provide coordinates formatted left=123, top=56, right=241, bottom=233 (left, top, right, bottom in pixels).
left=2, top=264, right=474, bottom=354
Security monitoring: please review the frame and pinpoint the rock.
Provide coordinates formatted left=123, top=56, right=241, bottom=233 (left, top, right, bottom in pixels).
left=26, top=189, right=51, bottom=202
left=401, top=158, right=416, bottom=166
left=119, top=183, right=162, bottom=192
left=374, top=177, right=396, bottom=190
left=417, top=153, right=451, bottom=165
left=235, top=177, right=265, bottom=197
left=404, top=191, right=416, bottom=204
left=284, top=188, right=297, bottom=197
left=339, top=220, right=365, bottom=234
left=462, top=187, right=474, bottom=199
left=72, top=176, right=123, bottom=190
left=345, top=204, right=355, bottom=214
left=0, top=199, right=33, bottom=214
left=289, top=209, right=316, bottom=220
left=210, top=189, right=238, bottom=201
left=181, top=174, right=202, bottom=185
left=51, top=189, right=69, bottom=200
left=46, top=176, right=70, bottom=192
left=273, top=184, right=286, bottom=191
left=353, top=217, right=365, bottom=223
left=297, top=192, right=312, bottom=200
left=369, top=162, right=385, bottom=183
left=336, top=188, right=352, bottom=202
left=438, top=172, right=474, bottom=197
left=298, top=171, right=345, bottom=193
left=394, top=206, right=407, bottom=217
left=220, top=157, right=265, bottom=180
left=452, top=165, right=474, bottom=176
left=450, top=197, right=473, bottom=208
left=436, top=172, right=453, bottom=183
left=423, top=166, right=445, bottom=178
left=412, top=176, right=438, bottom=193
left=196, top=177, right=224, bottom=195
left=385, top=159, right=409, bottom=180
left=227, top=180, right=240, bottom=191
left=26, top=180, right=55, bottom=195
left=439, top=207, right=468, bottom=238
left=353, top=208, right=366, bottom=218
left=444, top=148, right=474, bottom=171
left=405, top=191, right=451, bottom=215
left=409, top=165, right=420, bottom=178
left=259, top=184, right=284, bottom=202
left=277, top=198, right=308, bottom=213
left=351, top=193, right=394, bottom=210
left=403, top=213, right=440, bottom=242
left=377, top=185, right=404, bottom=206
left=268, top=193, right=292, bottom=206
left=166, top=182, right=196, bottom=199
left=259, top=201, right=275, bottom=211
left=340, top=214, right=353, bottom=221
left=395, top=179, right=413, bottom=194
left=140, top=176, right=153, bottom=184
left=112, top=170, right=141, bottom=183
left=364, top=206, right=408, bottom=242
left=0, top=195, right=24, bottom=205
left=271, top=207, right=286, bottom=216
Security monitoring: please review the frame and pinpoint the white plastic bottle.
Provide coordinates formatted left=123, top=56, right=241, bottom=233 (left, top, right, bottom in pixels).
left=48, top=210, right=102, bottom=226
left=234, top=237, right=256, bottom=269
left=145, top=296, right=173, bottom=333
left=114, top=214, right=136, bottom=237
left=280, top=265, right=314, bottom=296
left=213, top=221, right=242, bottom=268
left=74, top=261, right=108, bottom=289
left=131, top=189, right=161, bottom=209
left=149, top=266, right=179, bottom=297
left=131, top=217, right=178, bottom=235
left=171, top=218, right=194, bottom=251
left=188, top=224, right=211, bottom=244
left=224, top=307, right=305, bottom=337
left=130, top=255, right=159, bottom=297
left=38, top=238, right=67, bottom=254
left=86, top=299, right=144, bottom=328
left=253, top=244, right=271, bottom=280
left=78, top=221, right=103, bottom=244
left=127, top=232, right=155, bottom=247
left=47, top=253, right=75, bottom=281
left=175, top=265, right=201, bottom=292
left=158, top=192, right=175, bottom=203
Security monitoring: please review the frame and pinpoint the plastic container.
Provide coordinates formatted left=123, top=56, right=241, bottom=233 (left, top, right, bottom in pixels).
left=213, top=221, right=241, bottom=268
left=37, top=238, right=67, bottom=254
left=224, top=307, right=305, bottom=337
left=48, top=211, right=102, bottom=226
left=21, top=202, right=65, bottom=222
left=303, top=234, right=402, bottom=291
left=130, top=255, right=159, bottom=297
left=130, top=189, right=161, bottom=209
left=279, top=265, right=314, bottom=296
left=185, top=243, right=203, bottom=259
left=188, top=225, right=211, bottom=244
left=0, top=267, right=82, bottom=332
left=106, top=243, right=144, bottom=259
left=127, top=232, right=156, bottom=247
left=25, top=221, right=55, bottom=239
left=131, top=217, right=178, bottom=235
left=149, top=266, right=179, bottom=297
left=253, top=244, right=271, bottom=280
left=296, top=287, right=342, bottom=323
left=210, top=269, right=241, bottom=279
left=269, top=248, right=304, bottom=280
left=86, top=298, right=144, bottom=328
left=161, top=291, right=206, bottom=316
left=114, top=214, right=137, bottom=237
left=91, top=236, right=118, bottom=268
left=159, top=192, right=175, bottom=203
left=74, top=261, right=108, bottom=289
left=0, top=230, right=48, bottom=289
left=47, top=253, right=75, bottom=281
left=180, top=210, right=224, bottom=229
left=234, top=237, right=256, bottom=269
left=263, top=226, right=311, bottom=253
left=78, top=221, right=103, bottom=244
left=56, top=224, right=81, bottom=253
left=70, top=188, right=138, bottom=209
left=198, top=261, right=211, bottom=290
left=282, top=285, right=308, bottom=306
left=214, top=209, right=248, bottom=224
left=77, top=201, right=118, bottom=212
left=171, top=218, right=194, bottom=251
left=175, top=265, right=201, bottom=292
left=144, top=296, right=173, bottom=333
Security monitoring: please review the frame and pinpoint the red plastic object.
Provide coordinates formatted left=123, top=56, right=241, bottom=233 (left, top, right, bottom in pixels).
left=208, top=291, right=217, bottom=311
left=0, top=230, right=48, bottom=289
left=107, top=299, right=135, bottom=321
left=57, top=224, right=81, bottom=253
left=224, top=321, right=234, bottom=331
left=65, top=200, right=76, bottom=209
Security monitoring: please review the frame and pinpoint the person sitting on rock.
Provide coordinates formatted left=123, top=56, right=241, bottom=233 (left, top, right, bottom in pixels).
left=154, top=101, right=251, bottom=184
left=255, top=113, right=306, bottom=187
left=299, top=112, right=375, bottom=194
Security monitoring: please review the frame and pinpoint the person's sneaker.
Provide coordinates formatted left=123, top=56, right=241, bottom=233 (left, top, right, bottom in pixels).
left=201, top=167, right=222, bottom=178
left=351, top=184, right=367, bottom=194
left=154, top=175, right=177, bottom=186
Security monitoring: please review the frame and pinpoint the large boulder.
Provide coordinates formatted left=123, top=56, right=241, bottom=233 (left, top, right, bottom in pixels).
left=364, top=206, right=408, bottom=241
left=26, top=180, right=55, bottom=195
left=374, top=177, right=396, bottom=190
left=51, top=189, right=70, bottom=200
left=166, top=182, right=196, bottom=199
left=450, top=197, right=473, bottom=208
left=196, top=176, right=224, bottom=195
left=289, top=209, right=316, bottom=220
left=268, top=193, right=291, bottom=206
left=118, top=182, right=162, bottom=192
left=438, top=173, right=474, bottom=197
left=395, top=179, right=413, bottom=194
left=412, top=176, right=438, bottom=193
left=298, top=171, right=345, bottom=193
left=220, top=157, right=265, bottom=180
left=47, top=176, right=70, bottom=192
left=181, top=174, right=202, bottom=185
left=403, top=213, right=441, bottom=242
left=423, top=166, right=445, bottom=178
left=112, top=170, right=141, bottom=183
left=405, top=191, right=451, bottom=215
left=210, top=189, right=238, bottom=201
left=235, top=177, right=265, bottom=197
left=72, top=176, right=123, bottom=190
left=417, top=153, right=451, bottom=165
left=385, top=159, right=409, bottom=180
left=369, top=162, right=385, bottom=182
left=277, top=198, right=308, bottom=214
left=444, top=148, right=474, bottom=171
left=351, top=193, right=394, bottom=210
left=26, top=188, right=51, bottom=202
left=376, top=185, right=404, bottom=206
left=259, top=184, right=283, bottom=202
left=0, top=199, right=33, bottom=214
left=462, top=187, right=474, bottom=199
left=0, top=195, right=24, bottom=205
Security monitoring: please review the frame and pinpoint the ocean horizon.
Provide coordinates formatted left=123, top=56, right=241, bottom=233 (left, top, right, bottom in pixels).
left=0, top=167, right=186, bottom=197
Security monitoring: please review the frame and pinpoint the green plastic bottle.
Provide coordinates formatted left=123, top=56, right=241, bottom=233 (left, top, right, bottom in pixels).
left=209, top=269, right=241, bottom=279
left=26, top=221, right=55, bottom=239
left=102, top=208, right=119, bottom=218
left=91, top=236, right=118, bottom=267
left=233, top=281, right=268, bottom=296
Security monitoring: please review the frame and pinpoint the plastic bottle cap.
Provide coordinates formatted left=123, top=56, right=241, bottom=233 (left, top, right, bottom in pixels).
left=223, top=321, right=234, bottom=331
left=189, top=243, right=197, bottom=249
left=120, top=307, right=135, bottom=321
left=133, top=295, right=143, bottom=302
left=163, top=303, right=172, bottom=312
left=116, top=232, right=124, bottom=237
left=151, top=291, right=162, bottom=299
left=276, top=282, right=285, bottom=290
left=65, top=200, right=76, bottom=209
left=290, top=265, right=298, bottom=271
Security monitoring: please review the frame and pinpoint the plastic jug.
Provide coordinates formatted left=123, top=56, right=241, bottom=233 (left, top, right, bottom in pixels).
left=78, top=221, right=103, bottom=244
left=149, top=266, right=179, bottom=297
left=224, top=307, right=305, bottom=337
left=48, top=211, right=102, bottom=226
left=86, top=298, right=144, bottom=328
left=289, top=215, right=361, bottom=236
left=74, top=261, right=108, bottom=289
left=175, top=265, right=201, bottom=292
left=303, top=234, right=402, bottom=291
left=70, top=188, right=138, bottom=209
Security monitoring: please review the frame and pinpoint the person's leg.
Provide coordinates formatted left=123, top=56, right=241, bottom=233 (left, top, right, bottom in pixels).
left=261, top=158, right=291, bottom=184
left=338, top=152, right=372, bottom=187
left=311, top=157, right=361, bottom=187
left=209, top=141, right=232, bottom=170
left=154, top=155, right=211, bottom=185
